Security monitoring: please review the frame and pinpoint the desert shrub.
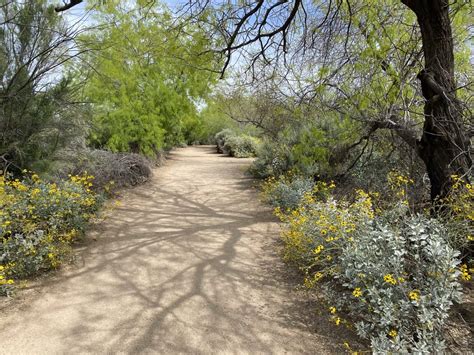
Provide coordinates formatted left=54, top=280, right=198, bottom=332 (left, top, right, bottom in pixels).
left=215, top=129, right=236, bottom=154
left=250, top=119, right=362, bottom=179
left=0, top=173, right=99, bottom=295
left=335, top=213, right=462, bottom=353
left=50, top=149, right=153, bottom=192
left=223, top=135, right=260, bottom=158
left=274, top=179, right=466, bottom=352
left=261, top=175, right=315, bottom=211
left=249, top=139, right=295, bottom=178
left=438, top=175, right=474, bottom=255
left=279, top=188, right=375, bottom=274
left=214, top=129, right=260, bottom=158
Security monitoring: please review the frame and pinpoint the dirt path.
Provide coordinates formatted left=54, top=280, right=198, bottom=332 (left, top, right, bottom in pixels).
left=0, top=146, right=353, bottom=354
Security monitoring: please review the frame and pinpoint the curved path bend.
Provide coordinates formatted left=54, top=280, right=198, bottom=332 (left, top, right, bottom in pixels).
left=0, top=146, right=353, bottom=354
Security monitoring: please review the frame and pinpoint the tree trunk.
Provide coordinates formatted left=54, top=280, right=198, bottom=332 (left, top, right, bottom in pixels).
left=401, top=0, right=472, bottom=201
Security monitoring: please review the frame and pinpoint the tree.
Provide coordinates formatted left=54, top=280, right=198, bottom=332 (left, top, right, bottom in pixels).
left=0, top=0, right=89, bottom=173
left=399, top=0, right=471, bottom=200
left=53, top=0, right=472, bottom=200
left=79, top=3, right=218, bottom=155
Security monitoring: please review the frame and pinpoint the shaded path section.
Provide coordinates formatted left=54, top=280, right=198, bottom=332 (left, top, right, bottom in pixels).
left=0, top=146, right=352, bottom=354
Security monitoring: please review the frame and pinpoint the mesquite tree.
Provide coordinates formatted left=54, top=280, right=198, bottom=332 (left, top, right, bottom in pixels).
left=400, top=0, right=471, bottom=200
left=56, top=0, right=472, bottom=201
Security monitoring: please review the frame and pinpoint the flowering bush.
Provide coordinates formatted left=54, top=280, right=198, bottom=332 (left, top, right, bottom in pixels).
left=261, top=175, right=315, bottom=212
left=269, top=173, right=468, bottom=352
left=0, top=173, right=99, bottom=295
left=439, top=175, right=474, bottom=254
left=278, top=188, right=375, bottom=284
left=335, top=213, right=462, bottom=352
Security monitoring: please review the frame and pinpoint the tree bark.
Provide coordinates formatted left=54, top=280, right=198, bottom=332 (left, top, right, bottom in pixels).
left=401, top=0, right=472, bottom=200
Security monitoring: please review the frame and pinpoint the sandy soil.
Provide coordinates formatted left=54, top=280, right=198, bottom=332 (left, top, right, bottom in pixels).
left=0, top=146, right=358, bottom=354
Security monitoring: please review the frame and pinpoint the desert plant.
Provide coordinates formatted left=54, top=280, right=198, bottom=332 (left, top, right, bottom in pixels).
left=261, top=175, right=315, bottom=212
left=49, top=149, right=154, bottom=192
left=223, top=135, right=260, bottom=158
left=0, top=172, right=99, bottom=294
left=215, top=129, right=236, bottom=154
left=275, top=180, right=465, bottom=352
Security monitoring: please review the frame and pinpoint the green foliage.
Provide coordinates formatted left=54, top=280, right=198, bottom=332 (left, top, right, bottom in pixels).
left=0, top=0, right=84, bottom=173
left=81, top=4, right=218, bottom=155
left=261, top=175, right=315, bottom=212
left=250, top=116, right=361, bottom=179
left=0, top=173, right=100, bottom=295
left=223, top=135, right=260, bottom=158
left=214, top=129, right=260, bottom=158
left=191, top=99, right=238, bottom=144
left=215, top=129, right=236, bottom=154
left=270, top=178, right=465, bottom=352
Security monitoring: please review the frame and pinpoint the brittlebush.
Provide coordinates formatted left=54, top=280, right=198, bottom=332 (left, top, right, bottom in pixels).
left=263, top=171, right=472, bottom=352
left=0, top=173, right=99, bottom=296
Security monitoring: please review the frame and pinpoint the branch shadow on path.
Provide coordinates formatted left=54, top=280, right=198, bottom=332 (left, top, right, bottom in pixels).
left=0, top=146, right=361, bottom=354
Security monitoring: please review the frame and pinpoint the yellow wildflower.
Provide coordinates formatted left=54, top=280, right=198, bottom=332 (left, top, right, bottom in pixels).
left=384, top=274, right=397, bottom=285
left=409, top=290, right=420, bottom=301
left=352, top=287, right=362, bottom=297
left=313, top=245, right=324, bottom=254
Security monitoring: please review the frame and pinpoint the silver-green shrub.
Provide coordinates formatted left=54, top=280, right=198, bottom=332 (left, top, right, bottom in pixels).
left=273, top=181, right=464, bottom=352
left=223, top=135, right=260, bottom=158
left=214, top=129, right=235, bottom=154
left=261, top=175, right=314, bottom=211
left=335, top=212, right=462, bottom=352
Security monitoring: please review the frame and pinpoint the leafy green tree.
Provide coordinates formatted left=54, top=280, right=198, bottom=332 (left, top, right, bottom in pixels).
left=81, top=3, right=218, bottom=155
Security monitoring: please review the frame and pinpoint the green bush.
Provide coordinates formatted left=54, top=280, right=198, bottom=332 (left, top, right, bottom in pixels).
left=250, top=137, right=298, bottom=179
left=223, top=135, right=260, bottom=158
left=0, top=173, right=100, bottom=296
left=261, top=175, right=315, bottom=211
left=215, top=129, right=236, bottom=154
left=215, top=129, right=260, bottom=158
left=271, top=178, right=465, bottom=353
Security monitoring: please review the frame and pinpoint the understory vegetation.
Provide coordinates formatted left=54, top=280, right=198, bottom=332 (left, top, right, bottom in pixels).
left=261, top=172, right=472, bottom=352
left=1, top=0, right=473, bottom=352
left=215, top=129, right=260, bottom=158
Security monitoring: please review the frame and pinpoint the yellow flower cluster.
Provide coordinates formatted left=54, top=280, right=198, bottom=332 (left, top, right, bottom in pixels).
left=408, top=290, right=420, bottom=301
left=352, top=287, right=363, bottom=297
left=0, top=265, right=14, bottom=287
left=0, top=172, right=99, bottom=289
left=387, top=171, right=414, bottom=201
left=459, top=264, right=472, bottom=281
left=279, top=182, right=376, bottom=289
left=388, top=329, right=398, bottom=338
left=383, top=274, right=397, bottom=285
